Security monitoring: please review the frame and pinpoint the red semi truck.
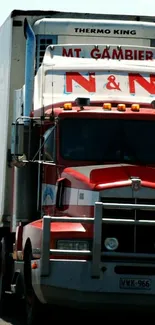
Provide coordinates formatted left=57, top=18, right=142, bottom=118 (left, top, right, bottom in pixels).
left=1, top=9, right=155, bottom=324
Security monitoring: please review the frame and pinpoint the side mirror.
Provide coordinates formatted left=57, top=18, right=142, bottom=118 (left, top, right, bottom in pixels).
left=56, top=178, right=66, bottom=209
left=11, top=122, right=24, bottom=156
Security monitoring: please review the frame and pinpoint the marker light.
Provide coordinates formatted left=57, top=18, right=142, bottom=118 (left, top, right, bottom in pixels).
left=103, top=103, right=112, bottom=110
left=104, top=237, right=119, bottom=251
left=131, top=104, right=140, bottom=112
left=63, top=102, right=72, bottom=110
left=117, top=104, right=126, bottom=111
left=32, top=262, right=38, bottom=269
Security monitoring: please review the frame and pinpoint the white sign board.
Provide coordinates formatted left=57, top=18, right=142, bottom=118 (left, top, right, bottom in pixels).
left=44, top=70, right=155, bottom=101
left=49, top=44, right=155, bottom=61
left=34, top=56, right=155, bottom=111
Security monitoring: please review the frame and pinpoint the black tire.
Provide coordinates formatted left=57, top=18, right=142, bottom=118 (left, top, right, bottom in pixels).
left=25, top=292, right=45, bottom=325
left=0, top=237, right=14, bottom=317
left=0, top=239, right=4, bottom=316
left=24, top=246, right=45, bottom=325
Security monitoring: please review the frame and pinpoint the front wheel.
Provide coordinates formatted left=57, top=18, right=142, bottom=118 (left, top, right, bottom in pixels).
left=24, top=249, right=46, bottom=325
left=25, top=290, right=45, bottom=325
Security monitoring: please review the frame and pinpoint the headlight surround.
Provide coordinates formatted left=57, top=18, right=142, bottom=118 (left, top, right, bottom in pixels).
left=56, top=240, right=90, bottom=251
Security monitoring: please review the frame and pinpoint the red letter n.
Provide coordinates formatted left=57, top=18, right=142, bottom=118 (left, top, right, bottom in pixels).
left=129, top=73, right=155, bottom=94
left=66, top=72, right=96, bottom=93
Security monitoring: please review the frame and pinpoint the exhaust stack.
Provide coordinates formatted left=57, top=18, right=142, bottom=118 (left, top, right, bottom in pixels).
left=23, top=18, right=36, bottom=122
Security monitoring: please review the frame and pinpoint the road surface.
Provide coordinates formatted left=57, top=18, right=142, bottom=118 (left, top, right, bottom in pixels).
left=0, top=294, right=154, bottom=324
left=0, top=308, right=155, bottom=325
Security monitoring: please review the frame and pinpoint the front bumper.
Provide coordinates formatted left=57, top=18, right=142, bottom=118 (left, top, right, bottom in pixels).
left=32, top=259, right=155, bottom=309
left=33, top=203, right=155, bottom=309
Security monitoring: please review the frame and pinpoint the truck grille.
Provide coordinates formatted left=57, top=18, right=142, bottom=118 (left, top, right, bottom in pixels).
left=101, top=197, right=155, bottom=254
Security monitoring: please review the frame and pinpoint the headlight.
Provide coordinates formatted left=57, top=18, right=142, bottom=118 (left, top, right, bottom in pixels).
left=104, top=237, right=119, bottom=251
left=57, top=240, right=89, bottom=251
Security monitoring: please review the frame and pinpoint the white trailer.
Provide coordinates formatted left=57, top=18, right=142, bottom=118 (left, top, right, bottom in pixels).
left=1, top=9, right=155, bottom=323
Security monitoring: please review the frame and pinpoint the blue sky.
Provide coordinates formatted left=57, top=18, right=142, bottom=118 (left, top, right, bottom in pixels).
left=0, top=0, right=155, bottom=25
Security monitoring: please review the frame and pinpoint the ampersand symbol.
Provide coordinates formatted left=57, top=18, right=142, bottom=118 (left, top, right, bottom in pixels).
left=106, top=75, right=121, bottom=91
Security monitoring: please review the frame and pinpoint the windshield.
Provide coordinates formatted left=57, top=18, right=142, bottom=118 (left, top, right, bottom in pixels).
left=59, top=118, right=155, bottom=165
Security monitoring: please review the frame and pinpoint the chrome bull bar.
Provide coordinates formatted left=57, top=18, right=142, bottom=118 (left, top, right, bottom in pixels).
left=40, top=202, right=155, bottom=278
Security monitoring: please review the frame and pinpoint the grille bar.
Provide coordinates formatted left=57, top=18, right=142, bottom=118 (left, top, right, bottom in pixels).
left=102, top=218, right=155, bottom=225
left=50, top=216, right=155, bottom=225
left=101, top=199, right=155, bottom=255
left=102, top=202, right=155, bottom=210
left=101, top=197, right=155, bottom=204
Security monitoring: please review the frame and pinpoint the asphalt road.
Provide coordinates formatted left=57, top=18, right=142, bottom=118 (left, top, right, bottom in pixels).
left=0, top=295, right=154, bottom=325
left=0, top=309, right=155, bottom=325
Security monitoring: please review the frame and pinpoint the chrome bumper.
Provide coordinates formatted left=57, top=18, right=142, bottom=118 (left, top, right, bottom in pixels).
left=33, top=202, right=155, bottom=307
left=32, top=259, right=155, bottom=308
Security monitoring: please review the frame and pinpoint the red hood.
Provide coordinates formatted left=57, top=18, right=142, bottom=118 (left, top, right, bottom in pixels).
left=63, top=164, right=155, bottom=189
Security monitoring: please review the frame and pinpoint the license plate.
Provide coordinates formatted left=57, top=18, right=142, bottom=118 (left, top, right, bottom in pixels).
left=120, top=278, right=151, bottom=290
